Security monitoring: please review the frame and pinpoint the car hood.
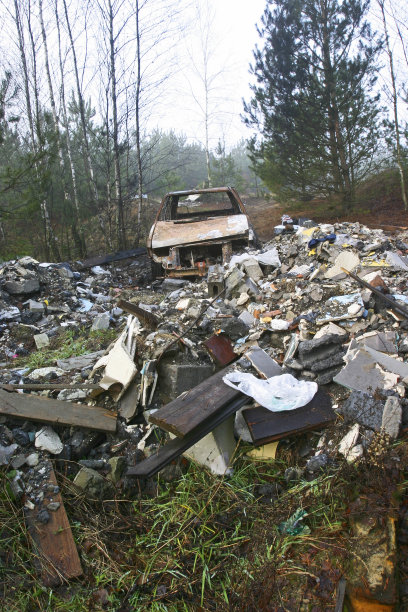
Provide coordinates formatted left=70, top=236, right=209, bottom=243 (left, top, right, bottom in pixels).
left=150, top=214, right=249, bottom=249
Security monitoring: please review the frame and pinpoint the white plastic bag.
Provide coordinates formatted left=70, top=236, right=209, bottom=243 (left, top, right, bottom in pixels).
left=223, top=372, right=318, bottom=412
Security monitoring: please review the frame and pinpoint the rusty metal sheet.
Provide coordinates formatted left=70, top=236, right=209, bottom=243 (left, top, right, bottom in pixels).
left=203, top=334, right=237, bottom=366
left=151, top=215, right=249, bottom=249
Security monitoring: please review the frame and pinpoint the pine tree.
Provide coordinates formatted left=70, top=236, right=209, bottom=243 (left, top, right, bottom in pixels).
left=244, top=0, right=382, bottom=207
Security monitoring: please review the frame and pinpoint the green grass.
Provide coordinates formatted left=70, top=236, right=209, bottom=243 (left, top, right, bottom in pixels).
left=14, top=327, right=119, bottom=371
left=0, top=445, right=361, bottom=611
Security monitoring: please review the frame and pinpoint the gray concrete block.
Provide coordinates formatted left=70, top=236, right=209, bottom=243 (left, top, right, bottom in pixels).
left=157, top=362, right=215, bottom=402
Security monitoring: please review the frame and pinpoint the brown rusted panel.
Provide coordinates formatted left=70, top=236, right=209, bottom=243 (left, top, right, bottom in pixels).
left=242, top=389, right=335, bottom=445
left=203, top=334, right=237, bottom=366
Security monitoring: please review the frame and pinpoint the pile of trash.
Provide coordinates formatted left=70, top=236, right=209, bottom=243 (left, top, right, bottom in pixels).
left=1, top=218, right=408, bottom=591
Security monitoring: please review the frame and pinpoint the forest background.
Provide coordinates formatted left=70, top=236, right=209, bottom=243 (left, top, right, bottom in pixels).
left=0, top=0, right=407, bottom=261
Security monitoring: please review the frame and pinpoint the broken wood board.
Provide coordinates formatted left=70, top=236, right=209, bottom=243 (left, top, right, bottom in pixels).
left=245, top=346, right=282, bottom=379
left=242, top=389, right=335, bottom=445
left=117, top=299, right=159, bottom=328
left=203, top=334, right=237, bottom=366
left=149, top=366, right=240, bottom=437
left=0, top=389, right=116, bottom=432
left=127, top=395, right=249, bottom=479
left=24, top=462, right=83, bottom=586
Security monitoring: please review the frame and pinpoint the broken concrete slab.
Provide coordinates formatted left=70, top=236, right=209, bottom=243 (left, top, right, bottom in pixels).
left=243, top=258, right=263, bottom=282
left=351, top=330, right=397, bottom=354
left=337, top=390, right=384, bottom=431
left=333, top=349, right=398, bottom=393
left=324, top=250, right=360, bottom=280
left=298, top=333, right=344, bottom=368
left=179, top=416, right=237, bottom=475
left=314, top=322, right=347, bottom=339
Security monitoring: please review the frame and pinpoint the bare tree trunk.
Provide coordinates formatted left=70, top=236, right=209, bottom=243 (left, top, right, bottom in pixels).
left=135, top=0, right=144, bottom=245
left=14, top=0, right=60, bottom=261
left=62, top=0, right=111, bottom=248
left=39, top=0, right=85, bottom=258
left=54, top=0, right=87, bottom=256
left=107, top=0, right=126, bottom=250
left=379, top=0, right=407, bottom=210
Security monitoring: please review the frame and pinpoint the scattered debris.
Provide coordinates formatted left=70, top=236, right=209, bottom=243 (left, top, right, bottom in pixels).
left=2, top=215, right=408, bottom=601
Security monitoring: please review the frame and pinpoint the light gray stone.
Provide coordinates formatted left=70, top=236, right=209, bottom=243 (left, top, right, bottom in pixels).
left=73, top=467, right=114, bottom=499
left=91, top=312, right=110, bottom=331
left=56, top=389, right=87, bottom=402
left=107, top=456, right=126, bottom=483
left=27, top=300, right=44, bottom=312
left=34, top=333, right=50, bottom=349
left=382, top=397, right=402, bottom=439
left=57, top=351, right=105, bottom=371
left=243, top=258, right=263, bottom=282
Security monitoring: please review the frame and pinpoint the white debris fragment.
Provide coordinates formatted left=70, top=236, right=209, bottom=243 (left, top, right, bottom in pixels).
left=35, top=427, right=63, bottom=454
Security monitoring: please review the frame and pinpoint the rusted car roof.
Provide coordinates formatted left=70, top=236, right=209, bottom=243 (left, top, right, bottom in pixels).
left=151, top=215, right=249, bottom=249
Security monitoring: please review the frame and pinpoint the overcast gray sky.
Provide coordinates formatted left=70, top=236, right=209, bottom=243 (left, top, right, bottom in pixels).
left=150, top=0, right=266, bottom=149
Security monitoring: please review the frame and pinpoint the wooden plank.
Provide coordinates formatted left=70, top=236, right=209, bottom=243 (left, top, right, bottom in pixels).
left=117, top=299, right=159, bottom=328
left=334, top=577, right=346, bottom=612
left=25, top=462, right=83, bottom=586
left=245, top=346, right=282, bottom=379
left=0, top=389, right=116, bottom=432
left=242, top=389, right=335, bottom=445
left=149, top=366, right=240, bottom=437
left=127, top=395, right=249, bottom=479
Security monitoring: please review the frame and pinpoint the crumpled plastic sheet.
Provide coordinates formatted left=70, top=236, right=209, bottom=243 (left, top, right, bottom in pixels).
left=223, top=372, right=318, bottom=412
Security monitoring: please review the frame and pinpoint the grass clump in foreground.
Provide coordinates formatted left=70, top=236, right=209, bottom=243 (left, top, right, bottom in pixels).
left=3, top=435, right=391, bottom=612
left=12, top=327, right=119, bottom=371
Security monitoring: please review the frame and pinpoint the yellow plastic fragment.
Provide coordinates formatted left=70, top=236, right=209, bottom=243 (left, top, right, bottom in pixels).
left=246, top=441, right=279, bottom=460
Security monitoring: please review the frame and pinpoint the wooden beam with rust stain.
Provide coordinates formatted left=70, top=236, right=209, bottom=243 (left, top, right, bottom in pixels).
left=24, top=463, right=83, bottom=586
left=0, top=389, right=116, bottom=432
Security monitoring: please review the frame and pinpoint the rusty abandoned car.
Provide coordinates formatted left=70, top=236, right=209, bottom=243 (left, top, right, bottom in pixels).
left=147, top=187, right=257, bottom=277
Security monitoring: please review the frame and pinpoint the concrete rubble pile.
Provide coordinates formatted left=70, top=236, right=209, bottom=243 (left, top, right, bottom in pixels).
left=1, top=219, right=408, bottom=597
